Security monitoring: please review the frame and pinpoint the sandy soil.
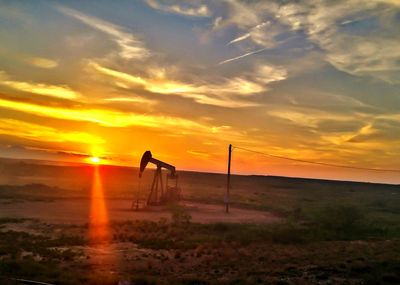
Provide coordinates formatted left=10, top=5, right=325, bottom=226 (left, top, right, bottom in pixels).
left=0, top=199, right=281, bottom=224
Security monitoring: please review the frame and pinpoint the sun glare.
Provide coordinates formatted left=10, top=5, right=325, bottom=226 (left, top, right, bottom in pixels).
left=89, top=156, right=101, bottom=164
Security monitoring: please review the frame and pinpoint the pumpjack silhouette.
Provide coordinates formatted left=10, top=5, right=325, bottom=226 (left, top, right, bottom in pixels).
left=133, top=151, right=181, bottom=209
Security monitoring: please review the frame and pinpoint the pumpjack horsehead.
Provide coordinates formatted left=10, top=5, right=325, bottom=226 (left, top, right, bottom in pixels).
left=136, top=151, right=181, bottom=207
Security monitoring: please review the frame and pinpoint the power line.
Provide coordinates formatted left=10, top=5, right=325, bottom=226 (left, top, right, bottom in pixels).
left=233, top=145, right=400, bottom=173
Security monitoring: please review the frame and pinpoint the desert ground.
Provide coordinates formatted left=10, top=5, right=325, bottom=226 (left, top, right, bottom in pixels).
left=0, top=200, right=281, bottom=224
left=0, top=158, right=399, bottom=284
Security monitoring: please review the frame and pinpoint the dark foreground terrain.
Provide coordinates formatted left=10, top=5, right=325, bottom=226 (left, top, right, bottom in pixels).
left=0, top=158, right=399, bottom=284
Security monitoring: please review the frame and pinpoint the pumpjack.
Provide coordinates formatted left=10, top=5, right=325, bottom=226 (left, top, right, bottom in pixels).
left=136, top=150, right=181, bottom=207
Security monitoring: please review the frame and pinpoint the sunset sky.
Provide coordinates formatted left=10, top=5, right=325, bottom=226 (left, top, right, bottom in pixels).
left=0, top=0, right=400, bottom=183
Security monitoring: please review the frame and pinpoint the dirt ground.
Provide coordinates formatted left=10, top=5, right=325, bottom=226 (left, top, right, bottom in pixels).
left=0, top=199, right=282, bottom=224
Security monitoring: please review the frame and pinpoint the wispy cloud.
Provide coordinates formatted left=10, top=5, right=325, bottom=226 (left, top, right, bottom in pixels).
left=89, top=61, right=197, bottom=94
left=25, top=57, right=58, bottom=69
left=254, top=65, right=287, bottom=84
left=90, top=61, right=286, bottom=107
left=0, top=97, right=206, bottom=130
left=266, top=109, right=350, bottom=129
left=91, top=62, right=257, bottom=107
left=0, top=118, right=105, bottom=145
left=217, top=0, right=270, bottom=29
left=146, top=0, right=210, bottom=17
left=103, top=97, right=157, bottom=105
left=0, top=96, right=257, bottom=154
left=186, top=150, right=210, bottom=157
left=58, top=6, right=150, bottom=60
left=0, top=71, right=81, bottom=100
left=89, top=62, right=147, bottom=86
left=346, top=118, right=400, bottom=144
left=301, top=1, right=400, bottom=84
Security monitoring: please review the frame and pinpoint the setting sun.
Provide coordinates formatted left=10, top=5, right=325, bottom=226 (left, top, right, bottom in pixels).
left=89, top=156, right=101, bottom=164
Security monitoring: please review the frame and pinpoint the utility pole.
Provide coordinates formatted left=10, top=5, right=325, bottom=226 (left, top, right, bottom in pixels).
left=225, top=144, right=232, bottom=213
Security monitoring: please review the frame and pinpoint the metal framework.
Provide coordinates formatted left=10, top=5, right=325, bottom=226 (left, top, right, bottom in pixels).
left=136, top=150, right=180, bottom=207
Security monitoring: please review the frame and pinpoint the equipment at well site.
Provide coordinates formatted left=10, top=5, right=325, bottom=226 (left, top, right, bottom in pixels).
left=136, top=150, right=181, bottom=207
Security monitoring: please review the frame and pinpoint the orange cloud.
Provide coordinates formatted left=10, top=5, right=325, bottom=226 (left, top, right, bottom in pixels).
left=0, top=118, right=105, bottom=145
left=0, top=97, right=207, bottom=130
left=0, top=72, right=80, bottom=100
left=25, top=57, right=58, bottom=69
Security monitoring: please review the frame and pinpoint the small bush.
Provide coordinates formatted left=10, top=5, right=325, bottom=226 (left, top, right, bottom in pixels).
left=309, top=203, right=366, bottom=239
left=270, top=224, right=308, bottom=244
left=211, top=223, right=229, bottom=232
left=168, top=204, right=192, bottom=226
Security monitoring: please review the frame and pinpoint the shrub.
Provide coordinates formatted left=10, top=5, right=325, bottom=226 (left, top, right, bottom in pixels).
left=270, top=224, right=308, bottom=244
left=309, top=203, right=366, bottom=239
left=168, top=204, right=192, bottom=226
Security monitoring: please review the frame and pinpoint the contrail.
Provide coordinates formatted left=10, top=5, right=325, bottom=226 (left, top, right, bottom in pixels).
left=227, top=33, right=251, bottom=45
left=218, top=47, right=268, bottom=65
left=227, top=21, right=269, bottom=46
